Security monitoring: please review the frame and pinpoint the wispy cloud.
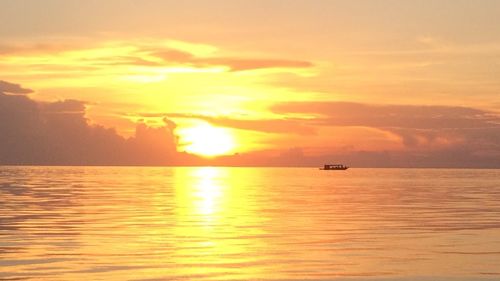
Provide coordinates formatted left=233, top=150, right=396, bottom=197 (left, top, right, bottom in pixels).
left=272, top=102, right=500, bottom=129
left=130, top=112, right=315, bottom=135
left=271, top=101, right=500, bottom=154
left=0, top=40, right=315, bottom=80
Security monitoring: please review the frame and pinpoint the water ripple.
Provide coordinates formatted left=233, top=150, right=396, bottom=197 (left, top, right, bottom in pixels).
left=1, top=167, right=500, bottom=280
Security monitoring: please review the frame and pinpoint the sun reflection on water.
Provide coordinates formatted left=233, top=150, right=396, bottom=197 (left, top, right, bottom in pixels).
left=172, top=167, right=267, bottom=279
left=192, top=167, right=223, bottom=217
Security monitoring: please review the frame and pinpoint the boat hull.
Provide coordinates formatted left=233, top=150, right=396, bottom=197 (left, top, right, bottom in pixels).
left=319, top=167, right=348, bottom=170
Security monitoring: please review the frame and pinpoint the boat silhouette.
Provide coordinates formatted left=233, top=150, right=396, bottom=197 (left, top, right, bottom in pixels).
left=319, top=164, right=349, bottom=170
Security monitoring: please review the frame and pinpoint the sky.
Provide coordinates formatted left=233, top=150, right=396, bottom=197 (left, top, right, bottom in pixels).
left=1, top=0, right=499, bottom=167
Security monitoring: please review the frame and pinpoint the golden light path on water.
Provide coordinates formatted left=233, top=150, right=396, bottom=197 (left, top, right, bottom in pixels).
left=1, top=167, right=500, bottom=280
left=171, top=167, right=267, bottom=279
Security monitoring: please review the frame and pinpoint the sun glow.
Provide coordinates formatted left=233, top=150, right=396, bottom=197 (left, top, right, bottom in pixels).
left=178, top=123, right=236, bottom=157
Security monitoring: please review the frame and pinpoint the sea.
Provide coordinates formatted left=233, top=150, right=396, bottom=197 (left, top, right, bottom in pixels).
left=1, top=166, right=500, bottom=281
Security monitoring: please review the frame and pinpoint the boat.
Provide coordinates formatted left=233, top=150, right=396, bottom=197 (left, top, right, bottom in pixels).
left=320, top=164, right=349, bottom=170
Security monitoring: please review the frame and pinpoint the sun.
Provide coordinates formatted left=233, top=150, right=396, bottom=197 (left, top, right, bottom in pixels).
left=178, top=122, right=236, bottom=157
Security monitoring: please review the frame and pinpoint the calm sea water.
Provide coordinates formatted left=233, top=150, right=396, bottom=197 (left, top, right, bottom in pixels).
left=1, top=167, right=500, bottom=281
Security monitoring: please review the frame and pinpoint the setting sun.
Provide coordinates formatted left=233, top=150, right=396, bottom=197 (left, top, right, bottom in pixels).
left=178, top=122, right=236, bottom=157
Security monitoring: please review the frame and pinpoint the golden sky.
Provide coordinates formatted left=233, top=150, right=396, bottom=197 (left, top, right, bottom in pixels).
left=1, top=0, right=499, bottom=166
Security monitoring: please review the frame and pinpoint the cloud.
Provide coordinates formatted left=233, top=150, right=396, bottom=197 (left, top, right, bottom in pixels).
left=141, top=102, right=500, bottom=142
left=0, top=41, right=314, bottom=76
left=0, top=81, right=192, bottom=165
left=152, top=49, right=314, bottom=71
left=41, top=99, right=86, bottom=114
left=161, top=113, right=316, bottom=135
left=206, top=58, right=313, bottom=71
left=269, top=101, right=500, bottom=166
left=0, top=80, right=33, bottom=95
left=272, top=102, right=500, bottom=129
left=153, top=49, right=195, bottom=62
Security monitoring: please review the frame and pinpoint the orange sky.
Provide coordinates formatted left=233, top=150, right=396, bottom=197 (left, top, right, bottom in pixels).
left=1, top=0, right=499, bottom=167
